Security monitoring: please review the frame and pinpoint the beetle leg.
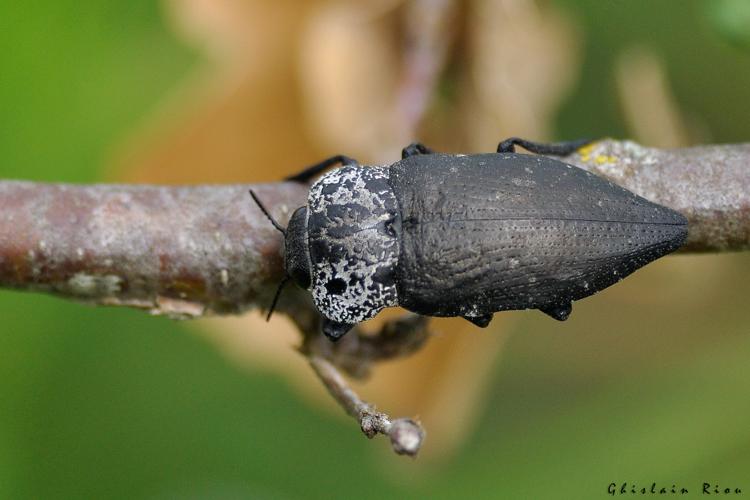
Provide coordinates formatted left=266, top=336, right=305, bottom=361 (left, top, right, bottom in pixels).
left=321, top=318, right=356, bottom=341
left=463, top=314, right=493, bottom=328
left=285, top=155, right=359, bottom=183
left=497, top=137, right=593, bottom=156
left=540, top=302, right=572, bottom=321
left=401, top=142, right=435, bottom=159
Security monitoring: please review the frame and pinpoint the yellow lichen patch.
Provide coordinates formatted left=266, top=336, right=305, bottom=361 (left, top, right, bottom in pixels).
left=594, top=155, right=617, bottom=165
left=577, top=143, right=596, bottom=162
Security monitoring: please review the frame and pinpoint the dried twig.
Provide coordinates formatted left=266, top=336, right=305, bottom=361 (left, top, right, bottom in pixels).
left=0, top=139, right=748, bottom=456
left=300, top=314, right=430, bottom=379
left=297, top=313, right=429, bottom=455
left=309, top=354, right=425, bottom=456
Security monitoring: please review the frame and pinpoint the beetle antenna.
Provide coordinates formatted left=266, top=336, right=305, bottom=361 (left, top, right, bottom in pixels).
left=249, top=189, right=286, bottom=235
left=266, top=275, right=290, bottom=321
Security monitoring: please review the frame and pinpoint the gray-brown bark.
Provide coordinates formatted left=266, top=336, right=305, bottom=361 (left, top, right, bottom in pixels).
left=1, top=139, right=748, bottom=456
left=0, top=140, right=745, bottom=320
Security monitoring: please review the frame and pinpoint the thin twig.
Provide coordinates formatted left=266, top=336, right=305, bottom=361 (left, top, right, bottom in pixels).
left=308, top=354, right=425, bottom=456
left=301, top=314, right=430, bottom=379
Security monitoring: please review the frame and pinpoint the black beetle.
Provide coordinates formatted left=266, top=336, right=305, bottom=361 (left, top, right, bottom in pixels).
left=251, top=137, right=688, bottom=341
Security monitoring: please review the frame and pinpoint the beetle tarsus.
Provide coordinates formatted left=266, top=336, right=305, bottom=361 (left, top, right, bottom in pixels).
left=285, top=155, right=359, bottom=183
left=402, top=142, right=435, bottom=159
left=540, top=303, right=573, bottom=321
left=497, top=137, right=593, bottom=156
left=463, top=314, right=493, bottom=328
left=321, top=318, right=356, bottom=341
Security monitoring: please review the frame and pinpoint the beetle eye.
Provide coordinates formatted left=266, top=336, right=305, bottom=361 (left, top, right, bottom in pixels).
left=285, top=207, right=312, bottom=289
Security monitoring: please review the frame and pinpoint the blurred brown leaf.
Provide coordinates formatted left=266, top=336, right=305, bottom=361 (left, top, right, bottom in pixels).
left=108, top=0, right=583, bottom=458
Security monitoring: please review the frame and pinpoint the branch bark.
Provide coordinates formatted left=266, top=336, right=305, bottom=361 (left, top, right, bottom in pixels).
left=1, top=139, right=747, bottom=456
left=1, top=140, right=745, bottom=320
left=0, top=181, right=309, bottom=318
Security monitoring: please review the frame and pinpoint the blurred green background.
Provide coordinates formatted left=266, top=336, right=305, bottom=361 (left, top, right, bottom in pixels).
left=1, top=1, right=749, bottom=498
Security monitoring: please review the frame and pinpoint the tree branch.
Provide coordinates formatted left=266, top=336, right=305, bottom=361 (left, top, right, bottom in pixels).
left=1, top=139, right=747, bottom=456
left=1, top=140, right=744, bottom=320
left=0, top=181, right=309, bottom=318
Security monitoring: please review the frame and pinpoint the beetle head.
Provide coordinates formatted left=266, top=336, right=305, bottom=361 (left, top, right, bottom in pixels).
left=249, top=190, right=312, bottom=320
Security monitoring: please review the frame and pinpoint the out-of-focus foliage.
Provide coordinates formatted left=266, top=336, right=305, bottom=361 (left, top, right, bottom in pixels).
left=555, top=0, right=750, bottom=143
left=1, top=1, right=749, bottom=499
left=708, top=0, right=750, bottom=51
left=0, top=2, right=194, bottom=182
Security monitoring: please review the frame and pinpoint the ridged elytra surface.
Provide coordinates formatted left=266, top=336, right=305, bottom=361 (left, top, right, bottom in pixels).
left=389, top=153, right=688, bottom=318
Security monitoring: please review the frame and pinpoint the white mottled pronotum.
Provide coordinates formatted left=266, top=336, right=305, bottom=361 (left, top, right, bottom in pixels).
left=307, top=167, right=400, bottom=324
